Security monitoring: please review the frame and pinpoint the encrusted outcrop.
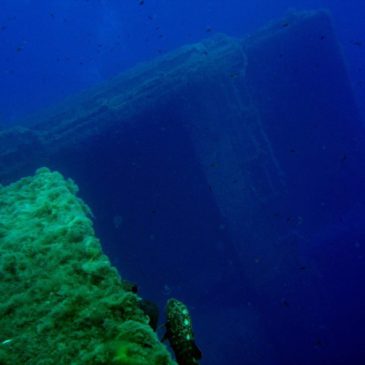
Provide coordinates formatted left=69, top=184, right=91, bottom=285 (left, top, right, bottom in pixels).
left=0, top=168, right=175, bottom=365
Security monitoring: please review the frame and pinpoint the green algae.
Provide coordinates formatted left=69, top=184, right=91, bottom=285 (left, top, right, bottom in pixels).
left=0, top=168, right=175, bottom=365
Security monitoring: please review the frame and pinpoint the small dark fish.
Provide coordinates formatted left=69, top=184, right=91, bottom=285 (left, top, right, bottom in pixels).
left=341, top=153, right=348, bottom=162
left=280, top=298, right=289, bottom=308
left=351, top=40, right=363, bottom=47
left=314, top=338, right=325, bottom=348
left=121, top=279, right=138, bottom=293
left=229, top=72, right=239, bottom=79
left=138, top=299, right=159, bottom=331
left=163, top=298, right=201, bottom=365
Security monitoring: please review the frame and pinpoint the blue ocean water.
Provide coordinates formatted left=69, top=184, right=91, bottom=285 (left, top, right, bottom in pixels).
left=1, top=1, right=365, bottom=365
left=0, top=0, right=364, bottom=124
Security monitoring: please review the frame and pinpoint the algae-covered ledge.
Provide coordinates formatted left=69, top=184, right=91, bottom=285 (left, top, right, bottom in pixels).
left=0, top=168, right=176, bottom=365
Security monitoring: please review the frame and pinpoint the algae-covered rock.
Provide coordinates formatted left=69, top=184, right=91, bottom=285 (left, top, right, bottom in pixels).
left=0, top=168, right=175, bottom=365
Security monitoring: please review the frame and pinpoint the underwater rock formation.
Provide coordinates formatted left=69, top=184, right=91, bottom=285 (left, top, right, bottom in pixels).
left=0, top=168, right=175, bottom=365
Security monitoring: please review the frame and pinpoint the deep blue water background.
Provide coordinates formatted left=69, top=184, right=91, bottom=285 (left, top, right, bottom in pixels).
left=0, top=0, right=364, bottom=124
left=1, top=1, right=365, bottom=365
